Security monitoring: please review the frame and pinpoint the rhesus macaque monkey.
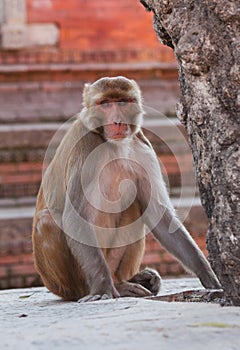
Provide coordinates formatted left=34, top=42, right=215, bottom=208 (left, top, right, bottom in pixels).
left=32, top=76, right=221, bottom=302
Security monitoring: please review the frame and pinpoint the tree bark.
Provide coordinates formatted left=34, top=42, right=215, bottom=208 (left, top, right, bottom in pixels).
left=140, top=0, right=240, bottom=305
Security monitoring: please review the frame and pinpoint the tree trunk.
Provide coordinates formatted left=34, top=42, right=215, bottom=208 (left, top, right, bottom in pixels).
left=140, top=0, right=240, bottom=305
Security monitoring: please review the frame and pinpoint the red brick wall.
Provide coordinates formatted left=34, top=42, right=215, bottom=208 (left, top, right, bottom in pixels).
left=0, top=1, right=176, bottom=72
left=27, top=0, right=160, bottom=50
left=0, top=217, right=42, bottom=288
left=24, top=0, right=175, bottom=63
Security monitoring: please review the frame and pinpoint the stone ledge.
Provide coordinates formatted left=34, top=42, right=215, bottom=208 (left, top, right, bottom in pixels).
left=0, top=61, right=178, bottom=73
left=0, top=278, right=239, bottom=350
left=0, top=206, right=35, bottom=219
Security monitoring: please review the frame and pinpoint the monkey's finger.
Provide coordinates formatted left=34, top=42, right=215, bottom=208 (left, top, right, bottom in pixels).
left=132, top=284, right=153, bottom=297
left=78, top=294, right=101, bottom=303
left=121, top=283, right=153, bottom=297
left=78, top=293, right=113, bottom=303
left=101, top=293, right=112, bottom=300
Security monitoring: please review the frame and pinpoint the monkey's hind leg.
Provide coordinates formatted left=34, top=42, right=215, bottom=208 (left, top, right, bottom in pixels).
left=33, top=209, right=88, bottom=301
left=129, top=268, right=161, bottom=296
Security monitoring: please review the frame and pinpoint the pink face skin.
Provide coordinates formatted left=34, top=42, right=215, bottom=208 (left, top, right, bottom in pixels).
left=96, top=98, right=135, bottom=140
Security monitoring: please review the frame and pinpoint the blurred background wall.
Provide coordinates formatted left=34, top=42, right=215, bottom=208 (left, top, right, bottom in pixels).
left=0, top=0, right=208, bottom=289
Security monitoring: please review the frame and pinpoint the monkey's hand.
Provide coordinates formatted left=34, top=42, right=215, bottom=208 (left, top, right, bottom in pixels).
left=78, top=284, right=120, bottom=303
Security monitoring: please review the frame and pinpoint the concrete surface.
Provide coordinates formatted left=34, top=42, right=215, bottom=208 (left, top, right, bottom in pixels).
left=0, top=278, right=239, bottom=350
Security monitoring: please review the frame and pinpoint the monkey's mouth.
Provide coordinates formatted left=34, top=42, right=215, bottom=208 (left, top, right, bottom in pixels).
left=104, top=123, right=129, bottom=140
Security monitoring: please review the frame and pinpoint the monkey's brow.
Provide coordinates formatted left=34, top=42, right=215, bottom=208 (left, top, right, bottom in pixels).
left=96, top=98, right=137, bottom=104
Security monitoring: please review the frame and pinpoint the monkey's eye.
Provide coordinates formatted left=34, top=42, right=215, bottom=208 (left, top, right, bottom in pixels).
left=99, top=100, right=112, bottom=108
left=118, top=101, right=128, bottom=107
left=99, top=100, right=109, bottom=105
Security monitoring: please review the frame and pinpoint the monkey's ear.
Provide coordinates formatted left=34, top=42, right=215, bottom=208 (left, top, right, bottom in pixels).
left=82, top=83, right=91, bottom=107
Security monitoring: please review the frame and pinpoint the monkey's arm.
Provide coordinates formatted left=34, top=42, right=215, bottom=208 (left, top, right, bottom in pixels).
left=62, top=171, right=119, bottom=302
left=145, top=206, right=221, bottom=289
left=136, top=151, right=221, bottom=290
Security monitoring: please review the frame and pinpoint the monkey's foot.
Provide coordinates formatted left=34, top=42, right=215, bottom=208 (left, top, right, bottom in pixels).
left=129, top=268, right=161, bottom=296
left=116, top=281, right=153, bottom=297
left=78, top=293, right=113, bottom=303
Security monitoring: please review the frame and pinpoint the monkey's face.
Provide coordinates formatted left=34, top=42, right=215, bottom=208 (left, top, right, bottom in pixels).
left=95, top=98, right=142, bottom=140
left=82, top=76, right=144, bottom=141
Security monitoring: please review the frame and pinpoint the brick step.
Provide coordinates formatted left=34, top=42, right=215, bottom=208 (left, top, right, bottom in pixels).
left=0, top=198, right=208, bottom=289
left=0, top=159, right=196, bottom=198
left=0, top=119, right=196, bottom=198
left=0, top=163, right=42, bottom=198
left=0, top=79, right=179, bottom=123
left=0, top=62, right=178, bottom=84
left=0, top=47, right=175, bottom=66
left=0, top=123, right=63, bottom=152
left=0, top=118, right=187, bottom=153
